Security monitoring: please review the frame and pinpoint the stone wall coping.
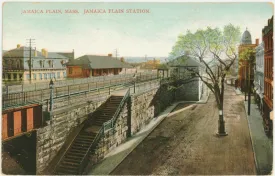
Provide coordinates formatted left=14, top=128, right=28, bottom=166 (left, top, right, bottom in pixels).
left=131, top=87, right=159, bottom=97
left=50, top=96, right=110, bottom=115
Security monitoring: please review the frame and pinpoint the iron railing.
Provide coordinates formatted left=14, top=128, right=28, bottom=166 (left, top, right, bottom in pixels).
left=3, top=71, right=158, bottom=93
left=2, top=73, right=158, bottom=110
left=78, top=88, right=131, bottom=174
left=103, top=88, right=130, bottom=132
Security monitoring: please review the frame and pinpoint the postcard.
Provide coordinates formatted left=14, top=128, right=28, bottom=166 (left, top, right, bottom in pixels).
left=1, top=1, right=273, bottom=175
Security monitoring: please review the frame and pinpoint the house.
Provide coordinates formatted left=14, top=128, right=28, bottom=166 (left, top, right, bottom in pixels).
left=66, top=54, right=133, bottom=78
left=262, top=16, right=273, bottom=135
left=254, top=42, right=264, bottom=114
left=237, top=29, right=259, bottom=91
left=169, top=54, right=205, bottom=101
left=2, top=44, right=73, bottom=83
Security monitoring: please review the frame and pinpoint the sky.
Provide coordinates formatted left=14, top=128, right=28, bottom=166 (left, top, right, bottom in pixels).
left=2, top=2, right=274, bottom=58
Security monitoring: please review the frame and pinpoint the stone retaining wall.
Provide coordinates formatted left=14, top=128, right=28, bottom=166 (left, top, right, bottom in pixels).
left=36, top=81, right=183, bottom=173
left=175, top=79, right=199, bottom=101
left=131, top=83, right=175, bottom=135
left=36, top=97, right=109, bottom=173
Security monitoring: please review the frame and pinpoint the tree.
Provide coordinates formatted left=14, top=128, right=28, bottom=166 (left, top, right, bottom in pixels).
left=170, top=24, right=241, bottom=136
left=120, top=57, right=125, bottom=62
left=239, top=47, right=256, bottom=114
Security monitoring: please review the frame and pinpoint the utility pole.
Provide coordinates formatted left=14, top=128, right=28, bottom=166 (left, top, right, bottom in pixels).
left=114, top=48, right=119, bottom=59
left=248, top=59, right=251, bottom=115
left=26, top=38, right=35, bottom=83
left=245, top=65, right=247, bottom=101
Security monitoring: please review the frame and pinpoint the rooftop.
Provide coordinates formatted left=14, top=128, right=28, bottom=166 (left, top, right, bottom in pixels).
left=66, top=55, right=133, bottom=69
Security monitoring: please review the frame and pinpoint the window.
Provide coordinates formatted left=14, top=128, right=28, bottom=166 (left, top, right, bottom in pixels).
left=39, top=73, right=42, bottom=80
left=33, top=73, right=36, bottom=80
left=57, top=72, right=60, bottom=79
left=52, top=73, right=55, bottom=78
left=44, top=73, right=47, bottom=79
left=48, top=73, right=51, bottom=79
left=19, top=74, right=23, bottom=80
left=13, top=73, right=17, bottom=80
left=26, top=74, right=30, bottom=80
left=7, top=74, right=11, bottom=80
left=16, top=60, right=20, bottom=69
left=63, top=72, right=66, bottom=77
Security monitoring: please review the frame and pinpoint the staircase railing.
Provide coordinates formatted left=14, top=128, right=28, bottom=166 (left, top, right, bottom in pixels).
left=78, top=125, right=104, bottom=174
left=103, top=88, right=130, bottom=132
left=77, top=88, right=130, bottom=174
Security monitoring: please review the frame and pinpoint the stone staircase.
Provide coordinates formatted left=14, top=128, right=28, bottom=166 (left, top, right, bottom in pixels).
left=54, top=96, right=124, bottom=175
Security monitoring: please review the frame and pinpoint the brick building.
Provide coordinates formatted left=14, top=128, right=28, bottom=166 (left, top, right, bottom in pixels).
left=238, top=29, right=259, bottom=91
left=262, top=16, right=273, bottom=135
left=66, top=54, right=132, bottom=78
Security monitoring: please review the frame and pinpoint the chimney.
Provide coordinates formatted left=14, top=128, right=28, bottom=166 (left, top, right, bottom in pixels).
left=108, top=53, right=112, bottom=57
left=17, top=44, right=21, bottom=48
left=41, top=48, right=48, bottom=58
left=72, top=49, right=75, bottom=60
left=255, top=39, right=259, bottom=46
left=34, top=49, right=37, bottom=57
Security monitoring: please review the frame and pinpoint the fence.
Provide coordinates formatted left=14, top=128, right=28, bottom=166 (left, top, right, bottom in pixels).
left=3, top=71, right=158, bottom=94
left=2, top=73, right=160, bottom=110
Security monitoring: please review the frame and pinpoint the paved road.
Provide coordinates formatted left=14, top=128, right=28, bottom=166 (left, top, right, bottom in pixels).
left=111, top=85, right=256, bottom=175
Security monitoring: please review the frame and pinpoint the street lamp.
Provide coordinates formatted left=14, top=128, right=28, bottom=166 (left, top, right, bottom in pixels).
left=49, top=79, right=54, bottom=112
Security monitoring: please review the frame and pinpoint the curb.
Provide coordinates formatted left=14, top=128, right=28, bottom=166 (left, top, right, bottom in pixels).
left=243, top=101, right=259, bottom=175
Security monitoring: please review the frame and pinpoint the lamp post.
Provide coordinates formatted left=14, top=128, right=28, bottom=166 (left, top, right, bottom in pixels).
left=49, top=79, right=54, bottom=112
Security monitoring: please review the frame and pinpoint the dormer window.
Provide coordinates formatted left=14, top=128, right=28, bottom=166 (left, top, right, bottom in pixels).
left=40, top=60, right=44, bottom=68
left=48, top=60, right=53, bottom=68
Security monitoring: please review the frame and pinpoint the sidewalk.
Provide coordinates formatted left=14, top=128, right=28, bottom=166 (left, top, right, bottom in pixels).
left=235, top=88, right=242, bottom=95
left=244, top=100, right=273, bottom=175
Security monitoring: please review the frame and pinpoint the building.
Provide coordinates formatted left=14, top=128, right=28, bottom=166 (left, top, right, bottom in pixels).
left=2, top=44, right=73, bottom=83
left=254, top=42, right=265, bottom=113
left=238, top=29, right=259, bottom=91
left=169, top=54, right=205, bottom=101
left=66, top=54, right=133, bottom=78
left=262, top=16, right=273, bottom=135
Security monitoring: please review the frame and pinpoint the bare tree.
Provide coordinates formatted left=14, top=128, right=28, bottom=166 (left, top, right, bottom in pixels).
left=169, top=24, right=241, bottom=136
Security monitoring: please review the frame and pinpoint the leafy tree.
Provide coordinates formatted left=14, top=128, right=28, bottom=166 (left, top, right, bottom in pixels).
left=239, top=47, right=256, bottom=92
left=169, top=24, right=241, bottom=136
left=239, top=48, right=256, bottom=63
left=120, top=57, right=125, bottom=63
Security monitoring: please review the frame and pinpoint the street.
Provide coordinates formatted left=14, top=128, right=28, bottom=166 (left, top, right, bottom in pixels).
left=111, top=85, right=256, bottom=175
